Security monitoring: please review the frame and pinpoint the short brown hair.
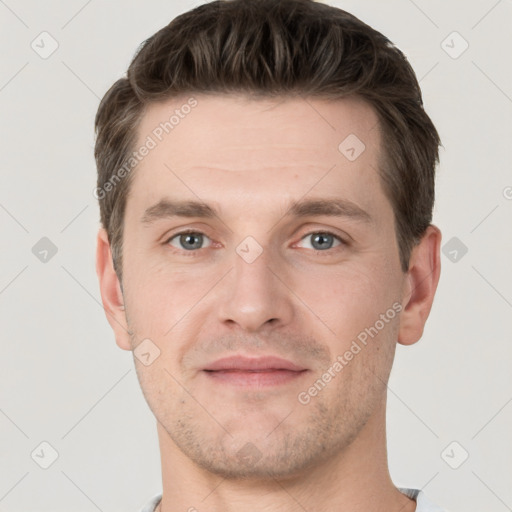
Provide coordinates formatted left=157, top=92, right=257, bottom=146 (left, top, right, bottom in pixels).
left=95, top=0, right=441, bottom=282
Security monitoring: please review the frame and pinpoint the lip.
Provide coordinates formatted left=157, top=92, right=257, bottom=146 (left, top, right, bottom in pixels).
left=203, top=356, right=308, bottom=387
left=203, top=355, right=306, bottom=372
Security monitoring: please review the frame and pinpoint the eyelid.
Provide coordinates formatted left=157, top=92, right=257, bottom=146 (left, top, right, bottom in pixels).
left=295, top=230, right=348, bottom=249
left=164, top=229, right=213, bottom=250
left=162, top=227, right=349, bottom=252
left=162, top=226, right=211, bottom=243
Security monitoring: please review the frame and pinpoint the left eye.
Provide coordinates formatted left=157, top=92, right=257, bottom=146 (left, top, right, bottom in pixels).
left=298, top=232, right=343, bottom=251
left=167, top=232, right=212, bottom=251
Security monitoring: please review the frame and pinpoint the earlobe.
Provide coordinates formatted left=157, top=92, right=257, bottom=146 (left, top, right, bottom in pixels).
left=397, top=225, right=442, bottom=346
left=95, top=228, right=132, bottom=351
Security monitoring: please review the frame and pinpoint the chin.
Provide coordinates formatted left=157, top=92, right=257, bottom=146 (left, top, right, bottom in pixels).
left=170, top=421, right=336, bottom=481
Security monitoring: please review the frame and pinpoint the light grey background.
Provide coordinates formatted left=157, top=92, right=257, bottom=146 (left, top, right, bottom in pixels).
left=1, top=1, right=511, bottom=511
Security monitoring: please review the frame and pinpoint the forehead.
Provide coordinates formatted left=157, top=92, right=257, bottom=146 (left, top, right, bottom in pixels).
left=128, top=93, right=387, bottom=220
left=136, top=93, right=380, bottom=167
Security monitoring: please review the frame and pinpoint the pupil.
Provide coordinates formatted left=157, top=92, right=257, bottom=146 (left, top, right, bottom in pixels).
left=182, top=233, right=201, bottom=250
left=313, top=233, right=332, bottom=249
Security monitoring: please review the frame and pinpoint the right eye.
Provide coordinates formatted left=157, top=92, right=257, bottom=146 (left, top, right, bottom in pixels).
left=166, top=231, right=212, bottom=251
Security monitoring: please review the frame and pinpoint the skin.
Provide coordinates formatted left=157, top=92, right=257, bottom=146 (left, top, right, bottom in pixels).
left=96, top=93, right=441, bottom=512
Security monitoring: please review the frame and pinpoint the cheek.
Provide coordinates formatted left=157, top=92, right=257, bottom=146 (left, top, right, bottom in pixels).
left=293, top=261, right=398, bottom=343
left=123, top=262, right=218, bottom=348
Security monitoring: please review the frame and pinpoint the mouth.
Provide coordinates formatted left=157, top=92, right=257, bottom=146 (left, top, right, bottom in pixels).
left=203, top=356, right=309, bottom=387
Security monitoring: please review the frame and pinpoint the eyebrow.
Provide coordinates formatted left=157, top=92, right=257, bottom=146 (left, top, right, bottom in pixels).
left=141, top=198, right=373, bottom=225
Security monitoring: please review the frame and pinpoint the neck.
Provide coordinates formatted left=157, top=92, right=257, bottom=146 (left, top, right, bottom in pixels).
left=155, top=401, right=416, bottom=512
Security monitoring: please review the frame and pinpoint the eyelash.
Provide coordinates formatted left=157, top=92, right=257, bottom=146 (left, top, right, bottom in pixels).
left=164, top=229, right=348, bottom=256
left=299, top=230, right=348, bottom=254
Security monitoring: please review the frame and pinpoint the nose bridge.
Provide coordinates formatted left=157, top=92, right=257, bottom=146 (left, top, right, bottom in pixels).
left=217, top=237, right=294, bottom=332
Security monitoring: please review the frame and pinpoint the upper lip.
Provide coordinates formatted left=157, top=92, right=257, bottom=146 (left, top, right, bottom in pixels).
left=203, top=356, right=306, bottom=372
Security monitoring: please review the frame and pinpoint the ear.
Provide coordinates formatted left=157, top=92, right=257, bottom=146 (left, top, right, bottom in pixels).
left=398, top=224, right=442, bottom=346
left=95, top=228, right=132, bottom=351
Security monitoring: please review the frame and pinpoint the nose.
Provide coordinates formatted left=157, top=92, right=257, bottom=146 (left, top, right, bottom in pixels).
left=216, top=244, right=295, bottom=333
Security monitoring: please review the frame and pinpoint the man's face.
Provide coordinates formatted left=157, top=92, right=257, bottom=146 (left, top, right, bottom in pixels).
left=117, top=94, right=408, bottom=478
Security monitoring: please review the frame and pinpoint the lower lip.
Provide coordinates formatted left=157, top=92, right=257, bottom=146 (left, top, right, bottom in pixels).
left=203, top=369, right=308, bottom=387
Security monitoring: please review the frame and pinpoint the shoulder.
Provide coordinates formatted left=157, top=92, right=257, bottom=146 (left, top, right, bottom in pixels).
left=139, top=493, right=162, bottom=512
left=399, top=488, right=448, bottom=512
